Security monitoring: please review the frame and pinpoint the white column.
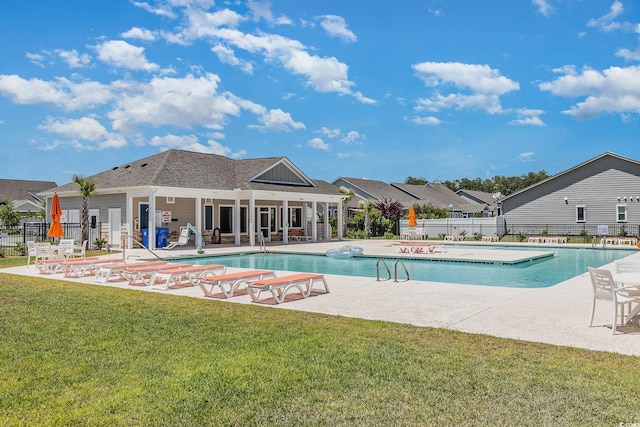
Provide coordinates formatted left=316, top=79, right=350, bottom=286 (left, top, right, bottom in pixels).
left=126, top=194, right=134, bottom=249
left=249, top=196, right=255, bottom=247
left=312, top=201, right=317, bottom=242
left=324, top=202, right=331, bottom=241
left=195, top=197, right=202, bottom=232
left=283, top=199, right=289, bottom=245
left=234, top=198, right=241, bottom=246
left=337, top=199, right=343, bottom=241
left=148, top=193, right=156, bottom=249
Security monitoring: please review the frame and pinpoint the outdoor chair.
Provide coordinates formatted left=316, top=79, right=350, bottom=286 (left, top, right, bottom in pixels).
left=26, top=241, right=37, bottom=267
left=587, top=267, right=640, bottom=334
left=71, top=240, right=88, bottom=258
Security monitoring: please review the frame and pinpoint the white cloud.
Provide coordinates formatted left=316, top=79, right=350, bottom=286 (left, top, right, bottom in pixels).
left=307, top=137, right=330, bottom=151
left=413, top=62, right=519, bottom=116
left=539, top=65, right=640, bottom=119
left=317, top=127, right=341, bottom=138
left=108, top=73, right=240, bottom=133
left=532, top=0, right=553, bottom=17
left=518, top=152, right=535, bottom=162
left=617, top=45, right=640, bottom=61
left=341, top=130, right=363, bottom=143
left=211, top=44, right=254, bottom=74
left=25, top=52, right=46, bottom=67
left=317, top=15, right=356, bottom=42
left=510, top=108, right=546, bottom=126
left=253, top=108, right=306, bottom=131
left=56, top=49, right=91, bottom=68
left=247, top=1, right=292, bottom=25
left=0, top=75, right=113, bottom=111
left=94, top=40, right=159, bottom=72
left=182, top=9, right=374, bottom=103
left=587, top=0, right=636, bottom=33
left=122, top=27, right=157, bottom=42
left=132, top=1, right=177, bottom=19
left=39, top=116, right=127, bottom=149
left=149, top=134, right=246, bottom=157
left=412, top=116, right=442, bottom=125
left=413, top=62, right=519, bottom=95
left=337, top=152, right=350, bottom=159
left=428, top=8, right=443, bottom=16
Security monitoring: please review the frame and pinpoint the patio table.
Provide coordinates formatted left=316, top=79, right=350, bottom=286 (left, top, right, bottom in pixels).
left=612, top=272, right=640, bottom=323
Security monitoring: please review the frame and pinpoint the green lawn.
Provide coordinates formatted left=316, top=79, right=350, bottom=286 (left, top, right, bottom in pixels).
left=1, top=273, right=639, bottom=426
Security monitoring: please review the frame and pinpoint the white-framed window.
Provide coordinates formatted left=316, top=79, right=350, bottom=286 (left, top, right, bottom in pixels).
left=270, top=207, right=277, bottom=233
left=616, top=204, right=627, bottom=222
left=288, top=207, right=303, bottom=228
left=204, top=204, right=214, bottom=231
left=166, top=196, right=175, bottom=204
left=576, top=205, right=586, bottom=223
left=240, top=206, right=248, bottom=234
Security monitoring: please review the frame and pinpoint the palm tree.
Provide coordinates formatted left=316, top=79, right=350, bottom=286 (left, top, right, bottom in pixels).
left=72, top=175, right=97, bottom=244
left=339, top=188, right=355, bottom=238
left=358, top=199, right=374, bottom=239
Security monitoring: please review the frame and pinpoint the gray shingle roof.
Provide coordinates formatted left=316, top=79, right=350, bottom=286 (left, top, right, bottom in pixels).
left=333, top=177, right=417, bottom=206
left=0, top=179, right=57, bottom=204
left=392, top=182, right=484, bottom=211
left=47, top=150, right=340, bottom=196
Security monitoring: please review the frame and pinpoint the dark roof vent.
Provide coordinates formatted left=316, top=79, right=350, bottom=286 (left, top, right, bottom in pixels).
left=141, top=163, right=147, bottom=168
left=112, top=166, right=119, bottom=170
left=124, top=165, right=130, bottom=169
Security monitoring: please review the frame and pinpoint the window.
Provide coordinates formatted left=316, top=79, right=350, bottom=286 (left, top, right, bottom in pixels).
left=270, top=207, right=277, bottom=233
left=288, top=207, right=303, bottom=228
left=240, top=206, right=247, bottom=233
left=166, top=196, right=175, bottom=204
left=219, top=206, right=233, bottom=233
left=204, top=205, right=213, bottom=230
left=617, top=204, right=627, bottom=222
left=576, top=205, right=586, bottom=223
left=139, top=203, right=149, bottom=229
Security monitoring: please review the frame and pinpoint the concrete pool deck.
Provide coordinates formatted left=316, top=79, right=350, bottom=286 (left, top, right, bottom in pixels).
left=2, top=239, right=639, bottom=356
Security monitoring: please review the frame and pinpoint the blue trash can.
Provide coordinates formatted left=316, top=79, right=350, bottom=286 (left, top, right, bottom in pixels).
left=156, top=227, right=169, bottom=248
left=141, top=228, right=149, bottom=247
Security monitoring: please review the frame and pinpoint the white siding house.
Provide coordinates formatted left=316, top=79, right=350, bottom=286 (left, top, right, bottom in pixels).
left=501, top=152, right=640, bottom=237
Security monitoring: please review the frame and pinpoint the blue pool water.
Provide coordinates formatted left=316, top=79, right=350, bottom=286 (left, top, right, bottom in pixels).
left=182, top=246, right=635, bottom=288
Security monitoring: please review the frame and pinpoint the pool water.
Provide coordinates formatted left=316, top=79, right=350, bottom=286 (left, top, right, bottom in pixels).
left=184, top=247, right=634, bottom=288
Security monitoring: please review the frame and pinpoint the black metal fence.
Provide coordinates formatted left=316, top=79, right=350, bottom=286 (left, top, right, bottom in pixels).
left=505, top=223, right=639, bottom=238
left=0, top=222, right=103, bottom=255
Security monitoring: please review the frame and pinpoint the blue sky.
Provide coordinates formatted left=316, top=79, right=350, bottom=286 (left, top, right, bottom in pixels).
left=0, top=1, right=639, bottom=187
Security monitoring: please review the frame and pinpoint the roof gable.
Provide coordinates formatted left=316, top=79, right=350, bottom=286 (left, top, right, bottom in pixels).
left=245, top=157, right=316, bottom=187
left=0, top=179, right=57, bottom=204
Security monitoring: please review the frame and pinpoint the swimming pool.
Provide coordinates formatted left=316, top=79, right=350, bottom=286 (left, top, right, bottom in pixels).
left=181, top=247, right=634, bottom=288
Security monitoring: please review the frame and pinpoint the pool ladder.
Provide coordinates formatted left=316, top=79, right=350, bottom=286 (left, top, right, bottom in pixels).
left=376, top=258, right=410, bottom=282
left=258, top=233, right=268, bottom=254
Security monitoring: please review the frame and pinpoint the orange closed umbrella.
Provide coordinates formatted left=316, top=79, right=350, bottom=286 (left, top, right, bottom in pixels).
left=408, top=206, right=417, bottom=227
left=47, top=193, right=64, bottom=238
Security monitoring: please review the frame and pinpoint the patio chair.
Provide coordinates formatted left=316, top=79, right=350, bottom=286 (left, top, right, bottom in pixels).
left=26, top=241, right=37, bottom=267
left=70, top=240, right=88, bottom=258
left=196, top=269, right=276, bottom=298
left=587, top=267, right=640, bottom=334
left=289, top=228, right=311, bottom=241
left=163, top=228, right=190, bottom=249
left=34, top=242, right=54, bottom=263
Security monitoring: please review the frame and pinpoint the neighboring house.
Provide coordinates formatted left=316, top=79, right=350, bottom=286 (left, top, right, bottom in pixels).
left=501, top=152, right=640, bottom=236
left=41, top=150, right=344, bottom=249
left=332, top=177, right=486, bottom=218
left=332, top=176, right=418, bottom=213
left=391, top=182, right=485, bottom=218
left=0, top=179, right=57, bottom=216
left=456, top=189, right=499, bottom=217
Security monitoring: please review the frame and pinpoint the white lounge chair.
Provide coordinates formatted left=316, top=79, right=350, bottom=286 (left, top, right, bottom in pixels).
left=247, top=273, right=329, bottom=304
left=70, top=240, right=87, bottom=258
left=149, top=264, right=226, bottom=290
left=197, top=269, right=276, bottom=298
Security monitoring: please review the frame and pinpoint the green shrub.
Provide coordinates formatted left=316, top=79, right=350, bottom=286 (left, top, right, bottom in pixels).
left=14, top=242, right=27, bottom=256
left=93, top=238, right=107, bottom=250
left=516, top=231, right=528, bottom=242
left=472, top=232, right=482, bottom=241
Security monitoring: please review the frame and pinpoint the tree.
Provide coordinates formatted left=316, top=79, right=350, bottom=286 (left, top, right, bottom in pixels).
left=405, top=176, right=428, bottom=186
left=0, top=198, right=21, bottom=227
left=373, top=198, right=404, bottom=235
left=358, top=199, right=374, bottom=239
left=339, top=188, right=355, bottom=238
left=72, top=175, right=97, bottom=244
